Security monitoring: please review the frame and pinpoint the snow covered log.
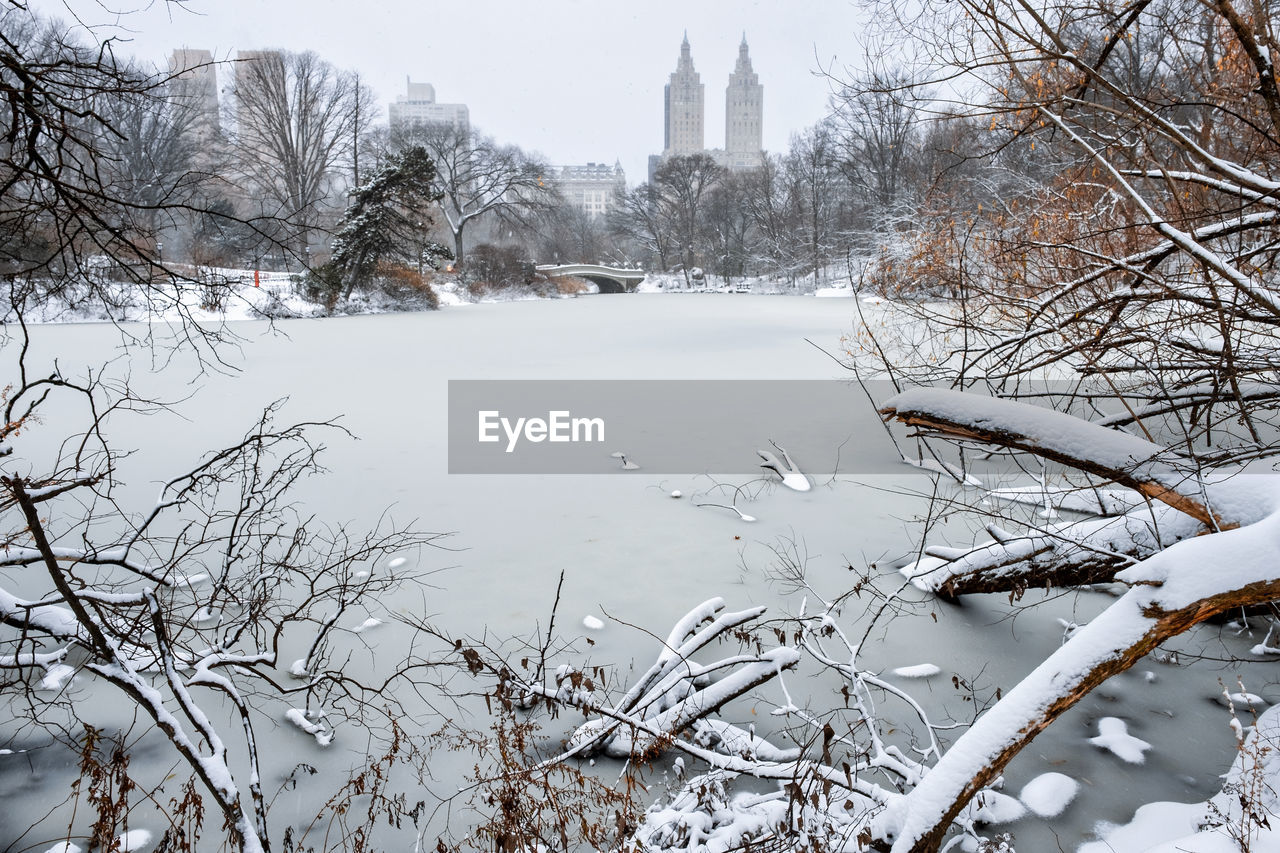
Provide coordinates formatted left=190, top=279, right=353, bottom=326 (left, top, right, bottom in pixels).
left=881, top=388, right=1234, bottom=529
left=870, top=510, right=1280, bottom=852
left=902, top=502, right=1207, bottom=598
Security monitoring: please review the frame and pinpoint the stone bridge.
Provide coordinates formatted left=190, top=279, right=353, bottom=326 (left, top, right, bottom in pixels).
left=535, top=264, right=646, bottom=294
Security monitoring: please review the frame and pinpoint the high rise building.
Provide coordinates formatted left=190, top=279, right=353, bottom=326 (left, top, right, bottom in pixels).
left=653, top=34, right=764, bottom=177
left=389, top=79, right=470, bottom=133
left=663, top=33, right=704, bottom=156
left=724, top=35, right=764, bottom=171
left=167, top=49, right=220, bottom=143
left=552, top=162, right=626, bottom=219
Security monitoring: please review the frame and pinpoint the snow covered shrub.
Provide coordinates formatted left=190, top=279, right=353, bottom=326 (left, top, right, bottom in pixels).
left=433, top=694, right=643, bottom=853
left=554, top=274, right=592, bottom=296
left=299, top=262, right=344, bottom=311
left=372, top=261, right=440, bottom=309
left=465, top=243, right=539, bottom=296
left=1202, top=693, right=1280, bottom=852
left=860, top=224, right=972, bottom=300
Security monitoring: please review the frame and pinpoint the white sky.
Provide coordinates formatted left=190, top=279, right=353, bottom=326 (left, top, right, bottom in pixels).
left=28, top=0, right=870, bottom=184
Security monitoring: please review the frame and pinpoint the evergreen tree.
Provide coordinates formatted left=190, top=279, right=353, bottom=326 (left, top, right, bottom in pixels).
left=327, top=145, right=452, bottom=299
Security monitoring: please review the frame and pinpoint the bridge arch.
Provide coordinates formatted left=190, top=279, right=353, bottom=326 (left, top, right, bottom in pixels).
left=536, top=264, right=645, bottom=293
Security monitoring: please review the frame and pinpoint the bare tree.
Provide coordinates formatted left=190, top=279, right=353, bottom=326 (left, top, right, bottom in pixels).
left=738, top=154, right=809, bottom=283
left=832, top=0, right=1280, bottom=847
left=652, top=153, right=725, bottom=287
left=607, top=182, right=676, bottom=271
left=397, top=123, right=555, bottom=268
left=229, top=50, right=372, bottom=265
left=700, top=169, right=754, bottom=286
left=96, top=62, right=219, bottom=254
left=536, top=203, right=608, bottom=265
left=830, top=68, right=925, bottom=235
left=783, top=121, right=847, bottom=280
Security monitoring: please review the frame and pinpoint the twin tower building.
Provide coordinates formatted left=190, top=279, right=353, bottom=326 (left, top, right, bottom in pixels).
left=652, top=33, right=764, bottom=178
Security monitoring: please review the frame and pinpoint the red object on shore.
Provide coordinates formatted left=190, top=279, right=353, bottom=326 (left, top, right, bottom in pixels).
left=254, top=270, right=260, bottom=287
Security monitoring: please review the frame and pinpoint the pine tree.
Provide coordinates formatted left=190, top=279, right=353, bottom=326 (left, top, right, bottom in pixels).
left=326, top=145, right=453, bottom=300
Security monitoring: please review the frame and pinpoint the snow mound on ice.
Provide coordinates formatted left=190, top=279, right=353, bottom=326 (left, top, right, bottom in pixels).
left=1217, top=691, right=1267, bottom=709
left=1089, top=717, right=1151, bottom=764
left=1019, top=772, right=1079, bottom=817
left=114, top=829, right=153, bottom=851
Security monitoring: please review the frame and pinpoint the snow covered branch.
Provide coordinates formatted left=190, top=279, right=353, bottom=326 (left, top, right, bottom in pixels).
left=882, top=388, right=1232, bottom=529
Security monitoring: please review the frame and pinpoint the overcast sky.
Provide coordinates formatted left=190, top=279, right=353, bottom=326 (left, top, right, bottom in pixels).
left=29, top=0, right=869, bottom=183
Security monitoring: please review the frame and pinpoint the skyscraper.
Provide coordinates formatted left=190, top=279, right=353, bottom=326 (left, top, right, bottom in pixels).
left=663, top=33, right=704, bottom=156
left=388, top=79, right=470, bottom=133
left=167, top=49, right=220, bottom=144
left=724, top=35, right=764, bottom=170
left=653, top=34, right=764, bottom=178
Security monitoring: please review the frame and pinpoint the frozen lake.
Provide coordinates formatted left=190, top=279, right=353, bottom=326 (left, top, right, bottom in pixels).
left=2, top=294, right=1271, bottom=851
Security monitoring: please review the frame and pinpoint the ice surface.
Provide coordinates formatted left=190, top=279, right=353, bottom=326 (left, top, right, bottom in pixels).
left=1080, top=707, right=1280, bottom=850
left=16, top=295, right=1271, bottom=851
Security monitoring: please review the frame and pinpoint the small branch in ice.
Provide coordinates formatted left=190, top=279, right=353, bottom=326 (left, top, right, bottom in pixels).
left=285, top=708, right=333, bottom=747
left=611, top=451, right=640, bottom=470
left=757, top=441, right=810, bottom=492
left=694, top=502, right=756, bottom=522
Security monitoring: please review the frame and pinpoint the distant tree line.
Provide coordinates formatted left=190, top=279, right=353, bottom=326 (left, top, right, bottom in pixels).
left=0, top=4, right=570, bottom=309
left=543, top=69, right=1008, bottom=291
